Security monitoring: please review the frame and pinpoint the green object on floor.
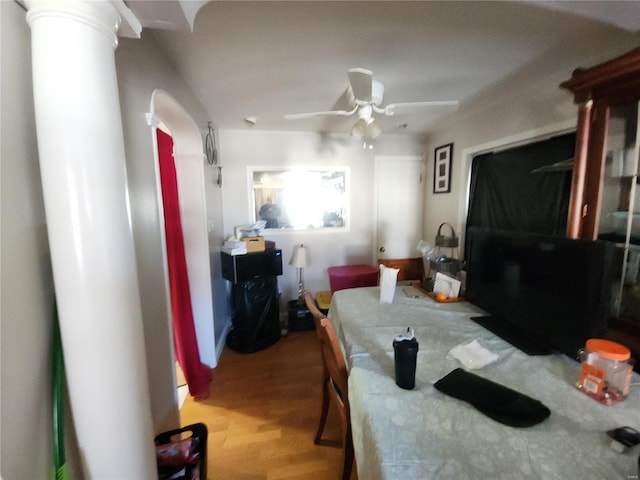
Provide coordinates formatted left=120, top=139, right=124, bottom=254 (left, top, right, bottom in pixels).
left=52, top=302, right=69, bottom=480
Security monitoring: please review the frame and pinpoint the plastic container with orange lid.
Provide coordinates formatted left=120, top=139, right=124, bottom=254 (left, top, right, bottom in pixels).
left=576, top=338, right=634, bottom=405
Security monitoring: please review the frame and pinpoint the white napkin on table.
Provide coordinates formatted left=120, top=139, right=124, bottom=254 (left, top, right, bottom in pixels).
left=447, top=339, right=499, bottom=369
left=379, top=264, right=399, bottom=304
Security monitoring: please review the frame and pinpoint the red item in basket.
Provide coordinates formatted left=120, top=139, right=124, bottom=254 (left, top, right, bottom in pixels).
left=156, top=437, right=200, bottom=467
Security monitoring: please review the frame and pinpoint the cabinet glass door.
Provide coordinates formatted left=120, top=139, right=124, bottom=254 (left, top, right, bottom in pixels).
left=599, top=103, right=640, bottom=320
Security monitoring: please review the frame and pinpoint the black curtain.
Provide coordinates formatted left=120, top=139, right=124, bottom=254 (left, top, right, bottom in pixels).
left=466, top=132, right=575, bottom=238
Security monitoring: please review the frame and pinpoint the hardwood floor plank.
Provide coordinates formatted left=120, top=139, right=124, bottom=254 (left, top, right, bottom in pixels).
left=179, top=331, right=357, bottom=480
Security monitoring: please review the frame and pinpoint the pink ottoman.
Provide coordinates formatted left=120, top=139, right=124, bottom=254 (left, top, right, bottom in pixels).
left=328, top=265, right=379, bottom=292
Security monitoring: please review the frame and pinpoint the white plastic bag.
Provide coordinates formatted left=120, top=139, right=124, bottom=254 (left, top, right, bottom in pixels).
left=379, top=264, right=399, bottom=304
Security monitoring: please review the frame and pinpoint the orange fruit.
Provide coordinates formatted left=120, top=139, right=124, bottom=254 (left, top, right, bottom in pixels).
left=435, top=292, right=448, bottom=301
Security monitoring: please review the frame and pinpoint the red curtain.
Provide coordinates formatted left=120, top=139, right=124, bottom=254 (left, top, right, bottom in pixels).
left=156, top=129, right=211, bottom=400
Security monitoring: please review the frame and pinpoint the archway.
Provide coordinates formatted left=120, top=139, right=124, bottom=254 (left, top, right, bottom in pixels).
left=148, top=89, right=216, bottom=377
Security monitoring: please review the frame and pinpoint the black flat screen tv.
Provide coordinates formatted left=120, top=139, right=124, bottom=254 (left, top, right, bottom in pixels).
left=465, top=227, right=614, bottom=358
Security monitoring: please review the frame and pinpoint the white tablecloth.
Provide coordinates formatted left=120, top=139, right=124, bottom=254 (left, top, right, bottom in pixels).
left=329, top=286, right=640, bottom=480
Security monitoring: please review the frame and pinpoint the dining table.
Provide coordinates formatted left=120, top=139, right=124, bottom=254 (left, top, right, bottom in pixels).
left=328, top=285, right=640, bottom=480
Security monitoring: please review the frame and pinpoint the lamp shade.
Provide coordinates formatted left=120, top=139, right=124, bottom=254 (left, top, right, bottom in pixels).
left=289, top=244, right=311, bottom=268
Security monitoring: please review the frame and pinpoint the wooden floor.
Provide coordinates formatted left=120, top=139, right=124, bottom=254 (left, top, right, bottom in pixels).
left=179, top=331, right=358, bottom=480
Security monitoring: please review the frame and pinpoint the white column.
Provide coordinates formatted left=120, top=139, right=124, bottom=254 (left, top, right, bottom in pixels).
left=25, top=1, right=156, bottom=478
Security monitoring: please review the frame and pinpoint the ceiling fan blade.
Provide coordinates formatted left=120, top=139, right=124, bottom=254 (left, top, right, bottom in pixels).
left=347, top=68, right=373, bottom=103
left=285, top=106, right=358, bottom=120
left=384, top=101, right=459, bottom=116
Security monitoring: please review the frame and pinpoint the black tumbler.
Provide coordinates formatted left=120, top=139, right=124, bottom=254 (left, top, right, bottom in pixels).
left=393, top=330, right=419, bottom=390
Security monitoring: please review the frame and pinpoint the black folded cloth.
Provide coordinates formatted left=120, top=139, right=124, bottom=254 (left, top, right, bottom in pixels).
left=434, top=368, right=551, bottom=428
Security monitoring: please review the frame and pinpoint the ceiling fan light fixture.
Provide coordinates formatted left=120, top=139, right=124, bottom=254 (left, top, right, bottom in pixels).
left=351, top=117, right=369, bottom=138
left=351, top=116, right=381, bottom=140
left=367, top=120, right=382, bottom=139
left=362, top=139, right=375, bottom=150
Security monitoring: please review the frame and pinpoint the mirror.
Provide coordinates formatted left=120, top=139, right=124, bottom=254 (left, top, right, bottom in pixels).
left=250, top=168, right=348, bottom=230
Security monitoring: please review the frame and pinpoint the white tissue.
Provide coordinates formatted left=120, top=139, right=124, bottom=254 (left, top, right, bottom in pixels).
left=447, top=339, right=499, bottom=369
left=379, top=264, right=399, bottom=304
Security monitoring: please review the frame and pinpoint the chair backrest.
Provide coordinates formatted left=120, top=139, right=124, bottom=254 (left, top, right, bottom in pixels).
left=303, top=290, right=326, bottom=332
left=377, top=257, right=424, bottom=282
left=306, top=293, right=353, bottom=480
left=317, top=317, right=349, bottom=409
left=303, top=289, right=348, bottom=409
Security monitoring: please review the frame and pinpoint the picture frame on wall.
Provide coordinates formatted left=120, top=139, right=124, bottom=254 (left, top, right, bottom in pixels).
left=433, top=143, right=453, bottom=194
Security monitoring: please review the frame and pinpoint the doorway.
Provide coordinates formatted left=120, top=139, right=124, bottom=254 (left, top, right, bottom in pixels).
left=150, top=90, right=216, bottom=368
left=149, top=89, right=217, bottom=407
left=374, top=155, right=425, bottom=261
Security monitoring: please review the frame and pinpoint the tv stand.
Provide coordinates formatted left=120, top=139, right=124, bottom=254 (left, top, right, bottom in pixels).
left=470, top=315, right=553, bottom=356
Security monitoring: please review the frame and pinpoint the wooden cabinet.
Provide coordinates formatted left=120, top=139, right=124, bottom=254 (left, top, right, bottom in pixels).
left=560, top=47, right=640, bottom=240
left=561, top=48, right=640, bottom=359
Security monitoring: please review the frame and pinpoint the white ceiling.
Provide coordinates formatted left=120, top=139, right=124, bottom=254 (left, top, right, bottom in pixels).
left=125, top=1, right=640, bottom=137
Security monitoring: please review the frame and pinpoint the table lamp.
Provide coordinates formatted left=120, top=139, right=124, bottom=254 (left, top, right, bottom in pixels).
left=290, top=243, right=311, bottom=305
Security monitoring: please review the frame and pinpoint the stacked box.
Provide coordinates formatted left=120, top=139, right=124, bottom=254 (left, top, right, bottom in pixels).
left=242, top=236, right=265, bottom=252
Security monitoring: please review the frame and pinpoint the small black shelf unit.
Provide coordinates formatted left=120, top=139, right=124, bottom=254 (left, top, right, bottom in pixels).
left=221, top=249, right=282, bottom=353
left=288, top=300, right=315, bottom=331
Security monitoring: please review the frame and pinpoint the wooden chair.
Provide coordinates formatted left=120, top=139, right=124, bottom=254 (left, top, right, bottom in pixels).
left=377, top=257, right=424, bottom=282
left=303, top=291, right=354, bottom=480
left=304, top=290, right=326, bottom=334
left=303, top=291, right=331, bottom=444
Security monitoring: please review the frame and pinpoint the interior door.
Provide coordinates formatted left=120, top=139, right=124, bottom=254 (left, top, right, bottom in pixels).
left=374, top=155, right=424, bottom=261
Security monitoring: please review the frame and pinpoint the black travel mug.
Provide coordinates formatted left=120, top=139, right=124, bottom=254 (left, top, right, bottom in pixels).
left=393, top=328, right=419, bottom=390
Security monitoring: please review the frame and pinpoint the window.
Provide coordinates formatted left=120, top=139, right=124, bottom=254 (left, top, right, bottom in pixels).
left=466, top=132, right=575, bottom=236
left=250, top=168, right=348, bottom=230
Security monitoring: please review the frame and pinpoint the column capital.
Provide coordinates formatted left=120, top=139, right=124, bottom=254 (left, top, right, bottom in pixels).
left=25, top=0, right=141, bottom=46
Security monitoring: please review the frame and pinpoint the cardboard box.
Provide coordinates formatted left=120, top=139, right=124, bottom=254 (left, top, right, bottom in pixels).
left=242, top=236, right=265, bottom=252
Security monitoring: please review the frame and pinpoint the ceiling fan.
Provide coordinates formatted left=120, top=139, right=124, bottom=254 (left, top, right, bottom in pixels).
left=285, top=68, right=459, bottom=146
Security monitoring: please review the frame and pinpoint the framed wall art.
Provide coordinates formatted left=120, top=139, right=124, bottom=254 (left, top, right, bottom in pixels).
left=433, top=143, right=453, bottom=194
